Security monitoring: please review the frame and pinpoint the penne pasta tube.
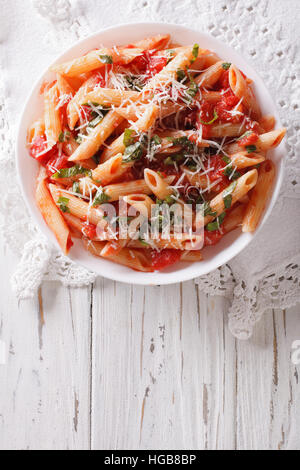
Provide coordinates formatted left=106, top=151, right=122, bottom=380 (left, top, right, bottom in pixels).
left=222, top=204, right=246, bottom=233
left=143, top=47, right=195, bottom=91
left=101, top=104, right=159, bottom=161
left=131, top=34, right=171, bottom=51
left=44, top=84, right=62, bottom=146
left=225, top=128, right=286, bottom=154
left=202, top=90, right=222, bottom=103
left=50, top=47, right=143, bottom=77
left=123, top=194, right=155, bottom=218
left=101, top=247, right=153, bottom=271
left=56, top=74, right=74, bottom=98
left=104, top=175, right=175, bottom=201
left=258, top=114, right=275, bottom=132
left=201, top=169, right=258, bottom=227
left=194, top=61, right=224, bottom=88
left=180, top=250, right=203, bottom=262
left=49, top=183, right=105, bottom=226
left=229, top=64, right=261, bottom=120
left=144, top=169, right=173, bottom=200
left=129, top=233, right=203, bottom=251
left=80, top=154, right=133, bottom=193
left=242, top=160, right=275, bottom=232
left=227, top=151, right=265, bottom=169
left=208, top=122, right=247, bottom=138
left=85, top=240, right=153, bottom=272
left=69, top=110, right=124, bottom=162
left=27, top=118, right=45, bottom=144
left=80, top=88, right=141, bottom=107
left=36, top=169, right=72, bottom=254
left=67, top=74, right=104, bottom=129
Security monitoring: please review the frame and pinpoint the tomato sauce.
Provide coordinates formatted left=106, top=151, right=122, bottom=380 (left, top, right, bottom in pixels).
left=150, top=249, right=182, bottom=271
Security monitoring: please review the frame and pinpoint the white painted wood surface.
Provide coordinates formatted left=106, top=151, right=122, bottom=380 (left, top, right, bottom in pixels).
left=0, top=241, right=299, bottom=450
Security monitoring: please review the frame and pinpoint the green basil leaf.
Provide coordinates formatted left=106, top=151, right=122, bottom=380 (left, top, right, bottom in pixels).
left=222, top=62, right=231, bottom=70
left=123, top=128, right=135, bottom=147
left=92, top=188, right=111, bottom=206
left=53, top=165, right=92, bottom=179
left=186, top=81, right=199, bottom=99
left=206, top=212, right=226, bottom=231
left=99, top=54, right=113, bottom=64
left=192, top=43, right=199, bottom=58
left=246, top=145, right=257, bottom=153
left=222, top=181, right=237, bottom=209
left=123, top=142, right=143, bottom=162
left=58, top=196, right=70, bottom=213
left=176, top=69, right=186, bottom=82
left=201, top=201, right=217, bottom=217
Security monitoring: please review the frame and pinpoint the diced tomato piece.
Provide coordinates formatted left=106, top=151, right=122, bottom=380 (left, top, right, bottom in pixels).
left=94, top=70, right=107, bottom=87
left=82, top=223, right=97, bottom=240
left=29, top=136, right=56, bottom=164
left=238, top=131, right=259, bottom=147
left=46, top=152, right=70, bottom=177
left=204, top=228, right=224, bottom=246
left=215, top=89, right=242, bottom=123
left=150, top=249, right=182, bottom=271
left=199, top=100, right=215, bottom=123
left=147, top=55, right=167, bottom=77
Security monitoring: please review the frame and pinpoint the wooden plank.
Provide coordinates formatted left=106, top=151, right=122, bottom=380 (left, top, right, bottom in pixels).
left=0, top=244, right=91, bottom=450
left=236, top=307, right=300, bottom=450
left=91, top=280, right=237, bottom=450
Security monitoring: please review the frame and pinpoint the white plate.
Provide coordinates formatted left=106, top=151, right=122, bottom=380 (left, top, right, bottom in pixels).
left=16, top=22, right=285, bottom=286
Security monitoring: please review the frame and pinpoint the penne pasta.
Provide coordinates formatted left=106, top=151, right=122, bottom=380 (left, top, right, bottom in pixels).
left=242, top=160, right=275, bottom=232
left=69, top=110, right=124, bottom=162
left=194, top=60, right=224, bottom=88
left=101, top=103, right=159, bottom=161
left=36, top=168, right=72, bottom=254
left=50, top=47, right=143, bottom=77
left=229, top=64, right=261, bottom=120
left=44, top=84, right=62, bottom=146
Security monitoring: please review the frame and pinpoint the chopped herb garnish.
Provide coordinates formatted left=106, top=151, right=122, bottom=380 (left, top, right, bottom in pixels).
left=168, top=136, right=193, bottom=150
left=222, top=181, right=237, bottom=209
left=139, top=238, right=149, bottom=247
left=72, top=181, right=80, bottom=194
left=58, top=196, right=70, bottom=213
left=186, top=81, right=199, bottom=99
left=58, top=131, right=70, bottom=143
left=176, top=69, right=186, bottom=82
left=222, top=62, right=231, bottom=70
left=198, top=109, right=218, bottom=125
left=192, top=43, right=199, bottom=59
left=123, top=128, right=135, bottom=147
left=246, top=144, right=257, bottom=153
left=53, top=165, right=92, bottom=179
left=201, top=201, right=217, bottom=217
left=166, top=49, right=175, bottom=63
left=222, top=155, right=241, bottom=180
left=99, top=54, right=113, bottom=64
left=206, top=212, right=226, bottom=231
left=152, top=134, right=162, bottom=146
left=164, top=153, right=184, bottom=166
left=123, top=142, right=143, bottom=163
left=92, top=188, right=110, bottom=206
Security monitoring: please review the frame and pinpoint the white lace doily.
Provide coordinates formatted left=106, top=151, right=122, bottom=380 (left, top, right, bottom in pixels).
left=0, top=0, right=299, bottom=339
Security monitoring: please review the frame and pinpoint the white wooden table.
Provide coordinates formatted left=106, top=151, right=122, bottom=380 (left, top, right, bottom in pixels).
left=0, top=241, right=299, bottom=450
